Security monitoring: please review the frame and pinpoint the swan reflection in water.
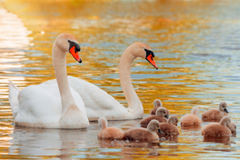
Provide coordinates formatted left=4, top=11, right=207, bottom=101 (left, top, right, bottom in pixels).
left=8, top=119, right=158, bottom=158
left=10, top=118, right=235, bottom=158
left=9, top=126, right=93, bottom=158
left=9, top=118, right=179, bottom=158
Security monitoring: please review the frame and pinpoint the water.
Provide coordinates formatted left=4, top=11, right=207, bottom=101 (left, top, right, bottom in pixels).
left=0, top=0, right=240, bottom=159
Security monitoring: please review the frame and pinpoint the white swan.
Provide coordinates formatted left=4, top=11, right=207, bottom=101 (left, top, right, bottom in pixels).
left=8, top=33, right=89, bottom=128
left=40, top=42, right=158, bottom=121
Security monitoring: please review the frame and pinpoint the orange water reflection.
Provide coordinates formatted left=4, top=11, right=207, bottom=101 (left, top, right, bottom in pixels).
left=0, top=0, right=240, bottom=159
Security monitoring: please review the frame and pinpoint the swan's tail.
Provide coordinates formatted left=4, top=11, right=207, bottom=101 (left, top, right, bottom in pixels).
left=8, top=80, right=20, bottom=119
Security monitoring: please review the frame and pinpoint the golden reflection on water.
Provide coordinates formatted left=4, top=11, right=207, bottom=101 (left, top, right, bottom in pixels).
left=0, top=0, right=240, bottom=159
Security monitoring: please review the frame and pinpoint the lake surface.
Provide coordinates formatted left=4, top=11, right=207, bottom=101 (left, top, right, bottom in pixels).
left=0, top=0, right=240, bottom=159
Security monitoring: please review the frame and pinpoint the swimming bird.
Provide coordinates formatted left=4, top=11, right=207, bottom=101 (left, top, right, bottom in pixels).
left=150, top=99, right=170, bottom=117
left=159, top=115, right=179, bottom=136
left=97, top=117, right=124, bottom=139
left=207, top=121, right=236, bottom=135
left=202, top=102, right=229, bottom=121
left=201, top=116, right=232, bottom=137
left=140, top=107, right=168, bottom=128
left=124, top=120, right=162, bottom=142
left=8, top=33, right=89, bottom=128
left=180, top=107, right=202, bottom=126
left=40, top=42, right=158, bottom=121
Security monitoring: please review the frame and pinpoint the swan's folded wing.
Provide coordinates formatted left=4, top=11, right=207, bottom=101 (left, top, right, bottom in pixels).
left=39, top=80, right=87, bottom=115
left=68, top=76, right=121, bottom=109
left=39, top=76, right=121, bottom=110
left=40, top=76, right=127, bottom=121
left=16, top=85, right=62, bottom=125
left=67, top=76, right=126, bottom=117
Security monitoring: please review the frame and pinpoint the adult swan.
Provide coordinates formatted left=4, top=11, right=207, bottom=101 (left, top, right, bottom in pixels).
left=41, top=42, right=158, bottom=121
left=8, top=33, right=89, bottom=128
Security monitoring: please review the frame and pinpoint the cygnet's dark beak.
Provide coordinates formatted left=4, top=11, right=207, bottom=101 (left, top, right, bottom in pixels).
left=158, top=129, right=162, bottom=134
left=224, top=108, right=228, bottom=113
left=165, top=115, right=169, bottom=119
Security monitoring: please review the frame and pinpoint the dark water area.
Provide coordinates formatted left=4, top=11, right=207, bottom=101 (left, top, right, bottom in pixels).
left=0, top=0, right=240, bottom=159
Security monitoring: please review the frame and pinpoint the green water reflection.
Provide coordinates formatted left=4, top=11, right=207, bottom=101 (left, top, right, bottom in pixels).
left=0, top=0, right=240, bottom=159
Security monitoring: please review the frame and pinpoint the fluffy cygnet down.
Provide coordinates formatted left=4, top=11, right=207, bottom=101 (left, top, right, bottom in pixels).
left=158, top=115, right=179, bottom=136
left=228, top=122, right=236, bottom=134
left=201, top=116, right=232, bottom=137
left=97, top=117, right=124, bottom=139
left=202, top=102, right=229, bottom=121
left=180, top=107, right=202, bottom=126
left=208, top=121, right=236, bottom=135
left=150, top=99, right=170, bottom=117
left=140, top=107, right=168, bottom=128
left=124, top=120, right=162, bottom=142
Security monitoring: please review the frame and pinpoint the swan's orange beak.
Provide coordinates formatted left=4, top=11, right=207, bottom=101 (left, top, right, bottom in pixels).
left=69, top=46, right=82, bottom=63
left=146, top=54, right=158, bottom=70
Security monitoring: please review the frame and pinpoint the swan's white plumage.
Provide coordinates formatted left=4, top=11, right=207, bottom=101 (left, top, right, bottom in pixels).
left=40, top=76, right=134, bottom=121
left=12, top=42, right=156, bottom=122
left=16, top=85, right=61, bottom=124
left=39, top=42, right=157, bottom=121
left=9, top=77, right=89, bottom=129
left=38, top=82, right=87, bottom=115
left=8, top=33, right=89, bottom=128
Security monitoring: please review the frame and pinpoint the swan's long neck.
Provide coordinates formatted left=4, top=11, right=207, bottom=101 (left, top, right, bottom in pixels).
left=119, top=48, right=143, bottom=114
left=53, top=45, right=75, bottom=115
